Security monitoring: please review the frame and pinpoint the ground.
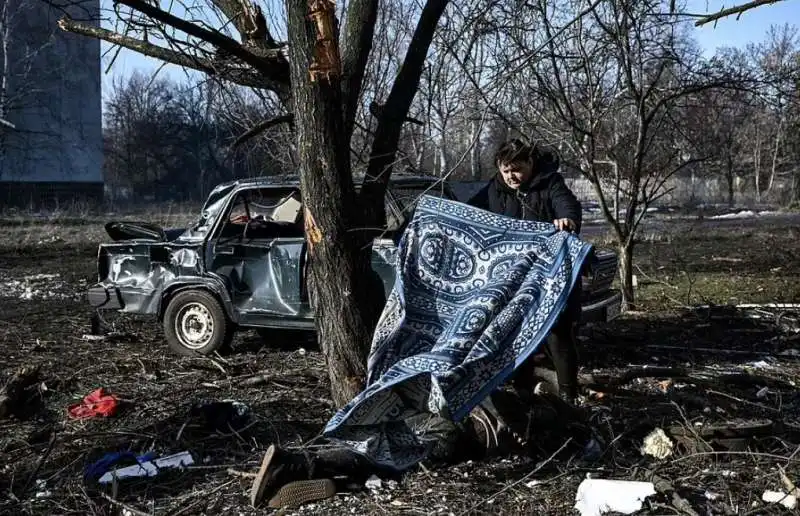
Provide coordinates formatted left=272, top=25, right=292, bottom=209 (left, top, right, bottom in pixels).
left=1, top=207, right=799, bottom=515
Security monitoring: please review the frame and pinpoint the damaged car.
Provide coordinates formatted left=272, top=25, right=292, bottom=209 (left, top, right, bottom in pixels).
left=87, top=175, right=622, bottom=356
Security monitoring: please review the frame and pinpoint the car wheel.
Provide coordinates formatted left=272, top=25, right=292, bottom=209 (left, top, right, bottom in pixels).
left=163, top=290, right=233, bottom=356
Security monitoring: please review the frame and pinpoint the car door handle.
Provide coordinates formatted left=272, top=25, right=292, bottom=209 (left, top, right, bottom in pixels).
left=216, top=246, right=235, bottom=255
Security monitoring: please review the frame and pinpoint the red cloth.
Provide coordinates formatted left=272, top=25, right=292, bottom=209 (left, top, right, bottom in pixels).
left=68, top=388, right=120, bottom=419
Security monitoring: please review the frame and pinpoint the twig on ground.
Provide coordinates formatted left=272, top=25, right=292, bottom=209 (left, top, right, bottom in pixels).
left=670, top=400, right=710, bottom=451
left=671, top=450, right=800, bottom=463
left=457, top=438, right=573, bottom=516
left=706, top=389, right=780, bottom=413
left=167, top=480, right=236, bottom=516
left=207, top=356, right=228, bottom=376
left=100, top=492, right=150, bottom=516
left=20, top=430, right=57, bottom=496
left=227, top=468, right=256, bottom=478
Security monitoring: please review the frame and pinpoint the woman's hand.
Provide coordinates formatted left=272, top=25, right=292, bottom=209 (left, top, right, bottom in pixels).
left=553, top=218, right=576, bottom=232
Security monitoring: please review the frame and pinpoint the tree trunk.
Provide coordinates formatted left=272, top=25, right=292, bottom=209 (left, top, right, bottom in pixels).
left=754, top=127, right=762, bottom=203
left=617, top=238, right=635, bottom=311
left=469, top=118, right=481, bottom=180
left=725, top=156, right=735, bottom=208
left=286, top=1, right=378, bottom=407
left=767, top=114, right=784, bottom=198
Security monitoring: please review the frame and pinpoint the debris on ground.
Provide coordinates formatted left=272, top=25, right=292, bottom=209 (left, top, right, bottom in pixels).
left=365, top=475, right=382, bottom=490
left=97, top=451, right=194, bottom=484
left=185, top=400, right=250, bottom=434
left=639, top=427, right=674, bottom=459
left=0, top=365, right=43, bottom=419
left=761, top=490, right=797, bottom=509
left=67, top=388, right=120, bottom=419
left=574, top=478, right=656, bottom=516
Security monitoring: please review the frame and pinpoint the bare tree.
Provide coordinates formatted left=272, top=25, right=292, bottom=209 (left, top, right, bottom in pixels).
left=476, top=0, right=741, bottom=309
left=746, top=24, right=799, bottom=203
left=56, top=0, right=450, bottom=406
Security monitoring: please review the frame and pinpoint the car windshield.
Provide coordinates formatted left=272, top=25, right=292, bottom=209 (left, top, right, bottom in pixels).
left=227, top=188, right=303, bottom=224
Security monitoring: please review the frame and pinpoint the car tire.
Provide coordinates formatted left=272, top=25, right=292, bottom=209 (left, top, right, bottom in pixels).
left=163, top=290, right=234, bottom=356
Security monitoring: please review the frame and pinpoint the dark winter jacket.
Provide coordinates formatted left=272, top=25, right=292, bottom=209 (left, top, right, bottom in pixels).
left=467, top=152, right=583, bottom=233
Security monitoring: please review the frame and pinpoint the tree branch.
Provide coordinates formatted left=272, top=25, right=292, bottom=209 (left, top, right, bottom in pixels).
left=340, top=0, right=379, bottom=139
left=694, top=0, right=786, bottom=27
left=359, top=0, right=449, bottom=225
left=57, top=18, right=277, bottom=90
left=230, top=113, right=294, bottom=148
left=212, top=0, right=278, bottom=47
left=113, top=0, right=290, bottom=91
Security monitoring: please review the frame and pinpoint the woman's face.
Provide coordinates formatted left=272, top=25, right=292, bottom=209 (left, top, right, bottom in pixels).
left=498, top=159, right=534, bottom=190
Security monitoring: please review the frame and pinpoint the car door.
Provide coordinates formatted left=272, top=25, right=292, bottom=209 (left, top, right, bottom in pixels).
left=208, top=187, right=307, bottom=318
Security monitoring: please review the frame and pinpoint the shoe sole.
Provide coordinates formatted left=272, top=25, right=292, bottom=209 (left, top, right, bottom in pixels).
left=268, top=478, right=336, bottom=508
left=250, top=444, right=276, bottom=507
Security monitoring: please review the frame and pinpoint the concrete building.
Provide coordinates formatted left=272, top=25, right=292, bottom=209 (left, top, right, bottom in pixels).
left=0, top=0, right=103, bottom=208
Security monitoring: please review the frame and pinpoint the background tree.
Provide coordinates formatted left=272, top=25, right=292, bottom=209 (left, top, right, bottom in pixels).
left=459, top=0, right=749, bottom=309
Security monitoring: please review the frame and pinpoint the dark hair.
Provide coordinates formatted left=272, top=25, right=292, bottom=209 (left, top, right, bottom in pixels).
left=494, top=139, right=535, bottom=166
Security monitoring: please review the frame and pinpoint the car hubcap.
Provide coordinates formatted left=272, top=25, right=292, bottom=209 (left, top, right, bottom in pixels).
left=175, top=302, right=214, bottom=350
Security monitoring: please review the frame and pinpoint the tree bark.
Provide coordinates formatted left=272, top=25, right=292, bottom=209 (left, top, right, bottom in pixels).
left=285, top=1, right=378, bottom=407
left=617, top=238, right=635, bottom=311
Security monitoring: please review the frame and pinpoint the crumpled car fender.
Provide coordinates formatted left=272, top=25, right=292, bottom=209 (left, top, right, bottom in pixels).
left=157, top=277, right=239, bottom=323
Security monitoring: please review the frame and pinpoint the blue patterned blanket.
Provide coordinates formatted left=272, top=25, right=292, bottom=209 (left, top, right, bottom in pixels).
left=322, top=195, right=593, bottom=470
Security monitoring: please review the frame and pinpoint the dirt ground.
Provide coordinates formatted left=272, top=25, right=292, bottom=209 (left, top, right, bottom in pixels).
left=1, top=212, right=800, bottom=515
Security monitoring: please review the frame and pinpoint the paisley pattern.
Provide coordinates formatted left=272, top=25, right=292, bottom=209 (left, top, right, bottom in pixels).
left=323, top=195, right=593, bottom=471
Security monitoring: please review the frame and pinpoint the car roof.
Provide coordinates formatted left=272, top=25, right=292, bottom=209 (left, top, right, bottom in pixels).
left=214, top=173, right=449, bottom=191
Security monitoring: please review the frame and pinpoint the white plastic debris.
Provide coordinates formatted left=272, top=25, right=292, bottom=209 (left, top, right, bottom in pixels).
left=761, top=490, right=797, bottom=509
left=98, top=451, right=194, bottom=484
left=574, top=479, right=656, bottom=516
left=365, top=474, right=382, bottom=490
left=35, top=479, right=51, bottom=498
left=526, top=479, right=543, bottom=488
left=705, top=491, right=720, bottom=501
left=640, top=428, right=674, bottom=460
left=756, top=386, right=769, bottom=398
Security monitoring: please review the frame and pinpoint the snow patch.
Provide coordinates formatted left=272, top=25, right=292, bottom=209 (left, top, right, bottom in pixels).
left=710, top=210, right=785, bottom=220
left=0, top=273, right=82, bottom=301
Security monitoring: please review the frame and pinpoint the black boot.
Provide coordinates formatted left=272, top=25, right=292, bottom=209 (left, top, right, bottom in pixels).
left=250, top=445, right=336, bottom=508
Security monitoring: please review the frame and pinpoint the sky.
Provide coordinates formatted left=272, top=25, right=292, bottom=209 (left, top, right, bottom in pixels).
left=98, top=0, right=800, bottom=101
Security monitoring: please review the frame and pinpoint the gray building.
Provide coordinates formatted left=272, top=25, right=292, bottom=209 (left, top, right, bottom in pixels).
left=0, top=0, right=103, bottom=207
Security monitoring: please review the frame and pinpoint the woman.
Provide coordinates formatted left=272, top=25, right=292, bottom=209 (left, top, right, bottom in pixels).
left=467, top=138, right=583, bottom=403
